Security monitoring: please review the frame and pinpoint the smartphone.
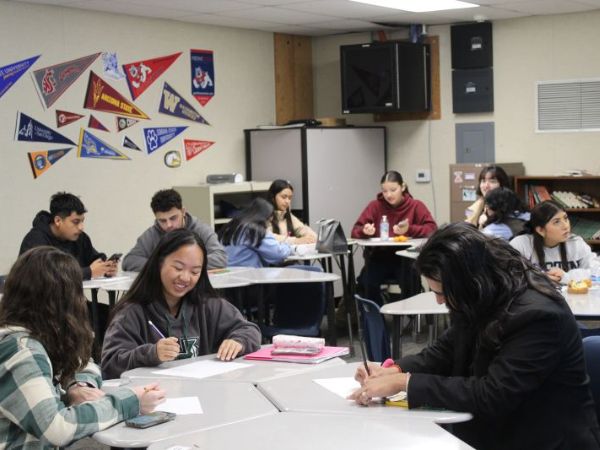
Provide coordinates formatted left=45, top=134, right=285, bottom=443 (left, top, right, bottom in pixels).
left=125, top=411, right=176, bottom=429
left=107, top=253, right=122, bottom=262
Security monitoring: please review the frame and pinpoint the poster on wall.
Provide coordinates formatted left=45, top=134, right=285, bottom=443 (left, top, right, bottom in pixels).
left=15, top=112, right=75, bottom=145
left=190, top=49, right=214, bottom=106
left=102, top=52, right=125, bottom=80
left=56, top=110, right=84, bottom=128
left=159, top=82, right=209, bottom=125
left=116, top=116, right=138, bottom=132
left=123, top=52, right=182, bottom=100
left=0, top=55, right=40, bottom=99
left=88, top=115, right=109, bottom=132
left=27, top=148, right=71, bottom=179
left=123, top=135, right=142, bottom=151
left=32, top=53, right=100, bottom=109
left=77, top=129, right=129, bottom=160
left=184, top=139, right=214, bottom=161
left=143, top=126, right=187, bottom=155
left=84, top=71, right=150, bottom=119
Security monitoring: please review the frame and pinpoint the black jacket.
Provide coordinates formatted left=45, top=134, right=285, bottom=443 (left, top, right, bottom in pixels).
left=19, top=211, right=105, bottom=280
left=400, top=289, right=600, bottom=450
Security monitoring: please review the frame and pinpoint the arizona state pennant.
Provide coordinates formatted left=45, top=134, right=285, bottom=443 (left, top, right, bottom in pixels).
left=84, top=71, right=150, bottom=119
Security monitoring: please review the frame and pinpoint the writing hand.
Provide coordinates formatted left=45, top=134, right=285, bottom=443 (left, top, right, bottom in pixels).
left=355, top=362, right=401, bottom=384
left=217, top=339, right=243, bottom=361
left=132, top=383, right=166, bottom=414
left=363, top=223, right=376, bottom=236
left=156, top=337, right=180, bottom=362
left=348, top=373, right=409, bottom=406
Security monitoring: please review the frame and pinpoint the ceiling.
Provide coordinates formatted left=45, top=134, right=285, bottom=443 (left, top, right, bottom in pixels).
left=9, top=0, right=600, bottom=36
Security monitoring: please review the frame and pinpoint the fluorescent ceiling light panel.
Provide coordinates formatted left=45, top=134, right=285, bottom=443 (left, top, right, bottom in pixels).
left=349, top=0, right=479, bottom=13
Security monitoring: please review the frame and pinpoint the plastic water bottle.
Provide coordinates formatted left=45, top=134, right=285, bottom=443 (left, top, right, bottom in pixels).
left=380, top=215, right=389, bottom=241
left=591, top=260, right=600, bottom=286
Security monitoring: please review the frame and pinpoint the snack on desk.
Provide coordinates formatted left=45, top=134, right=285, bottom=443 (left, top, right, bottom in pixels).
left=392, top=235, right=409, bottom=242
left=568, top=280, right=590, bottom=294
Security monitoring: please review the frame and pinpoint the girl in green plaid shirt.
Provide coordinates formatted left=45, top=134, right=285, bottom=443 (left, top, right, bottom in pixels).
left=0, top=246, right=165, bottom=449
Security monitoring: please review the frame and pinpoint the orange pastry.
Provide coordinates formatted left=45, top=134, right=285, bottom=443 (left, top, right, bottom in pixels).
left=393, top=235, right=409, bottom=242
left=568, top=280, right=589, bottom=294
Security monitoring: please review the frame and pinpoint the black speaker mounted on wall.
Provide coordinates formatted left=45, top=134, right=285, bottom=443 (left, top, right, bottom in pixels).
left=451, top=22, right=492, bottom=69
left=452, top=68, right=494, bottom=113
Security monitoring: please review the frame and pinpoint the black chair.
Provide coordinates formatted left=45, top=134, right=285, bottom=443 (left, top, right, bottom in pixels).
left=582, top=336, right=600, bottom=425
left=260, top=266, right=326, bottom=339
left=355, top=294, right=391, bottom=362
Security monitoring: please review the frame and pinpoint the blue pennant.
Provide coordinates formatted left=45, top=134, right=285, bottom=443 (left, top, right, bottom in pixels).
left=77, top=129, right=129, bottom=160
left=143, top=126, right=187, bottom=155
left=0, top=55, right=40, bottom=99
left=15, top=112, right=75, bottom=145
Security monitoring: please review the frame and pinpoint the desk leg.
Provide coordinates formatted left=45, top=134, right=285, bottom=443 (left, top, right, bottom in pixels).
left=108, top=291, right=116, bottom=309
left=391, top=316, right=402, bottom=360
left=337, top=255, right=354, bottom=356
left=257, top=286, right=266, bottom=344
left=326, top=282, right=337, bottom=346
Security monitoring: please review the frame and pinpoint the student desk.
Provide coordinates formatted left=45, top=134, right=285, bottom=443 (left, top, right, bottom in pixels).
left=93, top=378, right=277, bottom=448
left=147, top=412, right=475, bottom=450
left=256, top=361, right=472, bottom=424
left=120, top=349, right=346, bottom=385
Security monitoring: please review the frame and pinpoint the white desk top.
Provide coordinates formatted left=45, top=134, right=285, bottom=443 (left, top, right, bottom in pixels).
left=82, top=271, right=138, bottom=290
left=121, top=351, right=346, bottom=384
left=148, top=412, right=475, bottom=450
left=94, top=379, right=277, bottom=448
left=354, top=237, right=414, bottom=248
left=563, top=287, right=600, bottom=317
left=256, top=361, right=471, bottom=424
left=232, top=267, right=339, bottom=284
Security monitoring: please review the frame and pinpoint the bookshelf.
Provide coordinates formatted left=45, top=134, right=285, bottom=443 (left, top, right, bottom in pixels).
left=514, top=176, right=600, bottom=248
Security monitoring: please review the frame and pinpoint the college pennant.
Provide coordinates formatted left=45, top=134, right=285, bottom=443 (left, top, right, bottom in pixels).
left=84, top=71, right=149, bottom=119
left=190, top=49, right=215, bottom=106
left=122, top=135, right=142, bottom=151
left=0, top=55, right=40, bottom=99
left=55, top=110, right=84, bottom=128
left=143, top=126, right=187, bottom=155
left=88, top=114, right=109, bottom=131
left=77, top=129, right=129, bottom=160
left=27, top=148, right=71, bottom=179
left=116, top=116, right=139, bottom=132
left=159, top=82, right=209, bottom=125
left=32, top=53, right=100, bottom=109
left=184, top=139, right=214, bottom=161
left=15, top=112, right=76, bottom=145
left=123, top=52, right=182, bottom=100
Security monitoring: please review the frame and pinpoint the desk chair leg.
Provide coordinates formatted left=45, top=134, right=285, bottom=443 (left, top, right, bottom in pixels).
left=326, top=282, right=337, bottom=346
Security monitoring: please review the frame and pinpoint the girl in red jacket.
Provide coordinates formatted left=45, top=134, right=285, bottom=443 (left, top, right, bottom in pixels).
left=351, top=170, right=437, bottom=305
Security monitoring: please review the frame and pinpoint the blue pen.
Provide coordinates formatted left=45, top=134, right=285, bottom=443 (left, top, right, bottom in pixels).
left=147, top=320, right=166, bottom=339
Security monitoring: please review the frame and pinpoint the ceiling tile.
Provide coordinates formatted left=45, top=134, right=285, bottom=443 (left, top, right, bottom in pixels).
left=218, top=5, right=335, bottom=24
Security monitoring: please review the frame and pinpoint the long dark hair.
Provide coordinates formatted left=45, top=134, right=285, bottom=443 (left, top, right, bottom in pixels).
left=0, top=246, right=93, bottom=383
left=219, top=197, right=273, bottom=247
left=268, top=179, right=295, bottom=236
left=380, top=170, right=410, bottom=195
left=110, top=229, right=216, bottom=319
left=483, top=187, right=528, bottom=226
left=416, top=223, right=561, bottom=346
left=527, top=200, right=569, bottom=270
left=476, top=165, right=510, bottom=196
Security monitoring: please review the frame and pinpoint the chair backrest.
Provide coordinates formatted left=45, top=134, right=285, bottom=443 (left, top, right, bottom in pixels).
left=355, top=294, right=391, bottom=362
left=582, top=336, right=600, bottom=425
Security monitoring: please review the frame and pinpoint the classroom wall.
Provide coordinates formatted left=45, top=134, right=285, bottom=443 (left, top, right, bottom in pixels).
left=0, top=2, right=275, bottom=273
left=312, top=10, right=600, bottom=225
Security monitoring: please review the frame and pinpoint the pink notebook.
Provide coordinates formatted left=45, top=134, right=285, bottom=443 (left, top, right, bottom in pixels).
left=244, top=346, right=349, bottom=364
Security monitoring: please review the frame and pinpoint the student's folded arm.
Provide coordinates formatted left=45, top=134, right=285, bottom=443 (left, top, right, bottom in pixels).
left=101, top=311, right=162, bottom=379
left=404, top=314, right=563, bottom=421
left=1, top=345, right=138, bottom=447
left=257, top=234, right=292, bottom=265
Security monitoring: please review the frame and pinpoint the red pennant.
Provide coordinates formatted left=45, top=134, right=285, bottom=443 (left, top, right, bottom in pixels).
left=84, top=71, right=150, bottom=119
left=88, top=115, right=109, bottom=131
left=123, top=52, right=182, bottom=100
left=184, top=139, right=214, bottom=161
left=56, top=110, right=84, bottom=128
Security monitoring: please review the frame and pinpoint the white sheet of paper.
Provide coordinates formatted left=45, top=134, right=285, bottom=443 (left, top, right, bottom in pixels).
left=152, top=360, right=250, bottom=379
left=313, top=377, right=360, bottom=399
left=159, top=396, right=203, bottom=415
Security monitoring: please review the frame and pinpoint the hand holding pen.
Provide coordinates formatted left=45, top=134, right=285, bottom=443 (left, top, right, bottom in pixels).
left=363, top=222, right=376, bottom=236
left=148, top=320, right=180, bottom=362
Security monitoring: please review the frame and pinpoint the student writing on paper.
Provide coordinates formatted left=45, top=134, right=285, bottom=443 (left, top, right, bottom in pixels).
left=351, top=170, right=437, bottom=305
left=510, top=200, right=598, bottom=284
left=0, top=247, right=165, bottom=448
left=101, top=229, right=260, bottom=379
left=267, top=179, right=317, bottom=245
left=350, top=223, right=600, bottom=450
left=122, top=188, right=227, bottom=271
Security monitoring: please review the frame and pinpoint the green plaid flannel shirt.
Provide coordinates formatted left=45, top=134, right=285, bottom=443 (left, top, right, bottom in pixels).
left=0, top=327, right=139, bottom=449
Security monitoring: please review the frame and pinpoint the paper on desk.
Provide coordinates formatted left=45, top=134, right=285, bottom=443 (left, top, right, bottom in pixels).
left=165, top=446, right=192, bottom=450
left=313, top=377, right=360, bottom=399
left=159, top=396, right=203, bottom=415
left=152, top=360, right=250, bottom=379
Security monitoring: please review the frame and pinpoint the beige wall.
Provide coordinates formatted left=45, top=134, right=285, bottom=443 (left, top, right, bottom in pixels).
left=312, top=10, right=600, bottom=225
left=0, top=2, right=275, bottom=272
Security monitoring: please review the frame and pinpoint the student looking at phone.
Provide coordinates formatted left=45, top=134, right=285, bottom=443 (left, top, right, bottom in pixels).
left=19, top=192, right=117, bottom=280
left=0, top=247, right=165, bottom=448
left=101, top=229, right=260, bottom=379
left=122, top=188, right=227, bottom=272
left=351, top=170, right=437, bottom=305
